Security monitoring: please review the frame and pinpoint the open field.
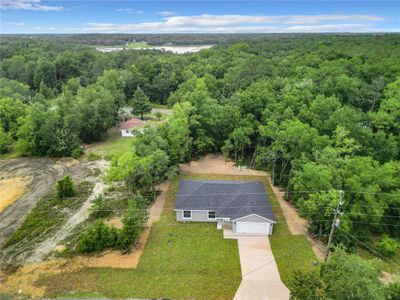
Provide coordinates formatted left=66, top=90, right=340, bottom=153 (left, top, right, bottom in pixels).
left=84, top=129, right=134, bottom=159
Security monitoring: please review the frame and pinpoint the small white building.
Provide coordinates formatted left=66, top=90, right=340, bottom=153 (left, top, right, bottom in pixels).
left=119, top=118, right=144, bottom=137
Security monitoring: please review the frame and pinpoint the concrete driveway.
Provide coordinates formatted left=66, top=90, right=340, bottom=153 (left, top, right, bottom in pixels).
left=233, top=236, right=290, bottom=300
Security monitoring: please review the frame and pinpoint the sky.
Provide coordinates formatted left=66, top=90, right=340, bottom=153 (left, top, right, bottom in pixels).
left=0, top=0, right=399, bottom=34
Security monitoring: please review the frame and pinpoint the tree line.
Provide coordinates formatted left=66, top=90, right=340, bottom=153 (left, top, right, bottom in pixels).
left=1, top=34, right=399, bottom=253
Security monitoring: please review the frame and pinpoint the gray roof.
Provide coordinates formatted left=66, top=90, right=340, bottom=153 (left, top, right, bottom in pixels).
left=175, top=180, right=275, bottom=221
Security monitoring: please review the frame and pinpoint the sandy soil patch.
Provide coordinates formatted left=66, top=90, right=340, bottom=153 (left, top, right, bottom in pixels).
left=105, top=217, right=123, bottom=229
left=0, top=259, right=74, bottom=297
left=179, top=154, right=267, bottom=176
left=0, top=176, right=31, bottom=212
left=71, top=181, right=169, bottom=269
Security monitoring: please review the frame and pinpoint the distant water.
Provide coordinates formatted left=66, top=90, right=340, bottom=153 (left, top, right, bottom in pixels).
left=96, top=45, right=214, bottom=54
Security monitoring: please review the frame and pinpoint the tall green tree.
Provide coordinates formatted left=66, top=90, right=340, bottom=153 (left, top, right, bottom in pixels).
left=130, top=87, right=151, bottom=120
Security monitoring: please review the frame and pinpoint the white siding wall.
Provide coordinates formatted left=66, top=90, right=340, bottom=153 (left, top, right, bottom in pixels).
left=121, top=129, right=134, bottom=137
left=175, top=210, right=217, bottom=222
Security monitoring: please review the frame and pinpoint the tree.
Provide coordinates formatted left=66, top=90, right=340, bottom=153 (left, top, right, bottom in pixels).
left=321, top=248, right=385, bottom=299
left=0, top=97, right=27, bottom=139
left=76, top=220, right=118, bottom=253
left=56, top=175, right=75, bottom=199
left=118, top=198, right=149, bottom=250
left=290, top=248, right=386, bottom=300
left=130, top=87, right=151, bottom=120
left=75, top=84, right=117, bottom=142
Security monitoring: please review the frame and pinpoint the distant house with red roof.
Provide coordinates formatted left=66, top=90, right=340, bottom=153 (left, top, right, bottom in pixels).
left=119, top=118, right=144, bottom=137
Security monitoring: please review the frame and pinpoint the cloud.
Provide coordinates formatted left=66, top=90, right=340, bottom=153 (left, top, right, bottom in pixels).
left=116, top=8, right=143, bottom=14
left=82, top=13, right=389, bottom=33
left=6, top=21, right=25, bottom=26
left=157, top=11, right=176, bottom=17
left=0, top=0, right=63, bottom=11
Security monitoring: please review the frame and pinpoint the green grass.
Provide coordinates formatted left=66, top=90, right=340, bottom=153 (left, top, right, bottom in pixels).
left=38, top=175, right=242, bottom=299
left=125, top=42, right=151, bottom=48
left=85, top=130, right=135, bottom=160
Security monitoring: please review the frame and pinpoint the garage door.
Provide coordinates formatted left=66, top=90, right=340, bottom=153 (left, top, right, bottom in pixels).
left=236, top=222, right=270, bottom=234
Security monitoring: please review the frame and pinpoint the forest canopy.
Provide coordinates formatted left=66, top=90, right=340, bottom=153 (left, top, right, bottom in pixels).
left=1, top=34, right=399, bottom=250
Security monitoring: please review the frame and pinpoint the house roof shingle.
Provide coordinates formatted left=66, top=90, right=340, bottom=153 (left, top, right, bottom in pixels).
left=175, top=180, right=276, bottom=221
left=119, top=118, right=143, bottom=130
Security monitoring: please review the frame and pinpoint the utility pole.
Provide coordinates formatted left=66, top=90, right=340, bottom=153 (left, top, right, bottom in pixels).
left=324, top=190, right=344, bottom=261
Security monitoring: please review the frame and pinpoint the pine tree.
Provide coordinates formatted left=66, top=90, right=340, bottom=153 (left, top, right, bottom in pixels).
left=131, top=87, right=151, bottom=120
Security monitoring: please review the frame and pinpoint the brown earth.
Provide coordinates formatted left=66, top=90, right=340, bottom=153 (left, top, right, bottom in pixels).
left=0, top=259, right=75, bottom=297
left=0, top=176, right=31, bottom=212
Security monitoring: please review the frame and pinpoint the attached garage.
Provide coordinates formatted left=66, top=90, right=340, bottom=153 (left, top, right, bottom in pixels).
left=175, top=180, right=276, bottom=236
left=233, top=214, right=275, bottom=235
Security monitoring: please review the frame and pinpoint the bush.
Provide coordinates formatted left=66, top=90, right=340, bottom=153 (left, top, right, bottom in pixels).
left=56, top=175, right=75, bottom=199
left=0, top=128, right=11, bottom=154
left=71, top=146, right=84, bottom=158
left=87, top=151, right=100, bottom=161
left=386, top=282, right=400, bottom=300
left=376, top=235, right=399, bottom=257
left=118, top=199, right=148, bottom=250
left=76, top=220, right=118, bottom=253
left=89, top=195, right=112, bottom=219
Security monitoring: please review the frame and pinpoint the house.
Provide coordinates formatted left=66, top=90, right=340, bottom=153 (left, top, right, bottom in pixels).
left=174, top=180, right=276, bottom=235
left=119, top=118, right=143, bottom=137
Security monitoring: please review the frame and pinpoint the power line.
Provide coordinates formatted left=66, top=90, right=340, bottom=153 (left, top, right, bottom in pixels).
left=337, top=227, right=400, bottom=270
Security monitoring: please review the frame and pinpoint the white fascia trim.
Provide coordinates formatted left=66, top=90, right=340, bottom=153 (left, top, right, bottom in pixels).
left=232, top=213, right=276, bottom=223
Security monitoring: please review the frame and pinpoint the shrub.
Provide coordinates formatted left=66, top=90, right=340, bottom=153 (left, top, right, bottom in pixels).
left=118, top=199, right=148, bottom=250
left=154, top=111, right=162, bottom=120
left=376, top=235, right=399, bottom=257
left=89, top=195, right=112, bottom=219
left=76, top=220, right=118, bottom=253
left=87, top=151, right=100, bottom=161
left=0, top=128, right=11, bottom=154
left=71, top=146, right=84, bottom=159
left=56, top=175, right=75, bottom=199
left=386, top=282, right=400, bottom=300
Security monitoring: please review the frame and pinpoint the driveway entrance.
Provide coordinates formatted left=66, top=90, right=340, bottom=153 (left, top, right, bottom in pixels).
left=233, top=236, right=290, bottom=300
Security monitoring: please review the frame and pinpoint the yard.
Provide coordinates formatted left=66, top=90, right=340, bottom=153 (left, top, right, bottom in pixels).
left=34, top=173, right=318, bottom=298
left=36, top=175, right=242, bottom=299
left=84, top=128, right=134, bottom=159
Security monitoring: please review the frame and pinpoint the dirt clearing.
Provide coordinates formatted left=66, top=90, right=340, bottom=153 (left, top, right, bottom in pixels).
left=0, top=176, right=31, bottom=212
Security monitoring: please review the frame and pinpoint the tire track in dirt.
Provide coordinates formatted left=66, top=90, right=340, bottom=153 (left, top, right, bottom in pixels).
left=0, top=158, right=67, bottom=245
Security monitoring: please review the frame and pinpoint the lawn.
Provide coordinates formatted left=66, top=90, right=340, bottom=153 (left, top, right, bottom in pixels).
left=84, top=129, right=135, bottom=160
left=38, top=175, right=242, bottom=299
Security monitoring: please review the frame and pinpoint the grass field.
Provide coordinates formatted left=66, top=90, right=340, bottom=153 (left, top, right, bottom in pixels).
left=37, top=174, right=318, bottom=298
left=85, top=129, right=134, bottom=160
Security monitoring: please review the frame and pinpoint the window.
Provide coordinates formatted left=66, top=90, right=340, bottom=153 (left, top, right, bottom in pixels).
left=208, top=211, right=216, bottom=219
left=183, top=210, right=191, bottom=219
